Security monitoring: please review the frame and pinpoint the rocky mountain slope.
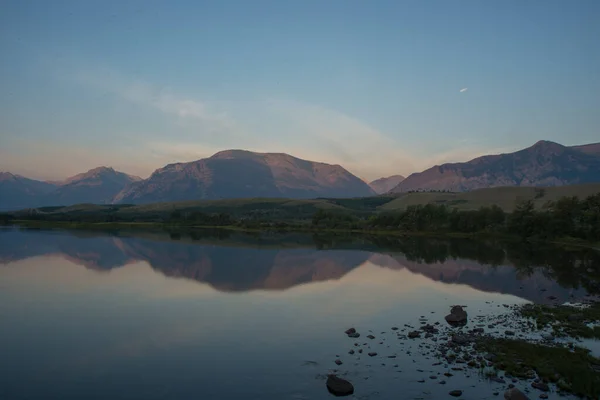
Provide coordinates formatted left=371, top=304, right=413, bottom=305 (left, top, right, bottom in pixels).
left=369, top=175, right=405, bottom=194
left=0, top=172, right=57, bottom=210
left=391, top=141, right=600, bottom=193
left=113, top=150, right=375, bottom=204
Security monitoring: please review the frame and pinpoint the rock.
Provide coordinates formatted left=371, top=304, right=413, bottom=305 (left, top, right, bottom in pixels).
left=348, top=350, right=355, bottom=355
left=541, top=333, right=554, bottom=341
left=491, top=377, right=506, bottom=384
left=505, top=330, right=515, bottom=336
left=445, top=306, right=468, bottom=326
left=440, top=380, right=446, bottom=384
left=408, top=331, right=421, bottom=339
left=347, top=332, right=360, bottom=338
left=430, top=375, right=437, bottom=379
left=504, top=388, right=530, bottom=400
left=451, top=334, right=470, bottom=345
left=531, top=382, right=549, bottom=392
left=368, top=352, right=377, bottom=357
left=367, top=334, right=375, bottom=340
left=335, top=359, right=343, bottom=365
left=449, top=390, right=463, bottom=397
left=358, top=349, right=363, bottom=354
left=326, top=375, right=354, bottom=396
left=344, top=328, right=356, bottom=335
left=391, top=327, right=398, bottom=330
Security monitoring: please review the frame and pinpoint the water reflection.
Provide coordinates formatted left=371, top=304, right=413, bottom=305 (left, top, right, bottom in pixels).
left=1, top=227, right=598, bottom=301
left=1, top=228, right=598, bottom=400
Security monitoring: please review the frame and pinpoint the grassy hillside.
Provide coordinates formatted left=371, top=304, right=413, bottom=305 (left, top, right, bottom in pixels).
left=380, top=183, right=600, bottom=212
left=5, top=184, right=600, bottom=222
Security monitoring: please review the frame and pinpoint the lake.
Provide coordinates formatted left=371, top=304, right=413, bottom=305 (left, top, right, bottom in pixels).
left=1, top=227, right=598, bottom=400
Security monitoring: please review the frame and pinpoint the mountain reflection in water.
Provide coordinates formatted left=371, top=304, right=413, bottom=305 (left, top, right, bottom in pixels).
left=1, top=227, right=599, bottom=303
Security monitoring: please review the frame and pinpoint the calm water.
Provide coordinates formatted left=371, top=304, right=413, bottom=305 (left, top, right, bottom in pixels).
left=1, top=228, right=599, bottom=400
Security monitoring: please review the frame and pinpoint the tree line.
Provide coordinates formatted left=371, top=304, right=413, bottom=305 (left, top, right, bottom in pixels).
left=312, top=193, right=600, bottom=242
left=2, top=193, right=600, bottom=243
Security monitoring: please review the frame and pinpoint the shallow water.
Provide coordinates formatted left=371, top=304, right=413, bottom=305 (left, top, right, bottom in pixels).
left=0, top=228, right=598, bottom=400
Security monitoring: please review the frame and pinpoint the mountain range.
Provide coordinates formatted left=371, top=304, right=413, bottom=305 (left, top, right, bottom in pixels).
left=391, top=141, right=600, bottom=193
left=1, top=141, right=600, bottom=209
left=0, top=167, right=140, bottom=210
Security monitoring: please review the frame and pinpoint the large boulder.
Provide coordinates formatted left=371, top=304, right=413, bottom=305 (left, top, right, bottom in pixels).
left=445, top=305, right=468, bottom=326
left=504, top=388, right=530, bottom=400
left=326, top=375, right=354, bottom=396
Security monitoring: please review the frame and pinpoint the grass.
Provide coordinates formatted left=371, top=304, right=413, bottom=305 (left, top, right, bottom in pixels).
left=380, top=183, right=600, bottom=212
left=477, top=337, right=600, bottom=399
left=519, top=303, right=600, bottom=339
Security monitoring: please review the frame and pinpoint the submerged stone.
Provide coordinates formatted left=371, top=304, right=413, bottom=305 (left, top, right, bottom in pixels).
left=326, top=375, right=354, bottom=397
left=504, top=387, right=530, bottom=400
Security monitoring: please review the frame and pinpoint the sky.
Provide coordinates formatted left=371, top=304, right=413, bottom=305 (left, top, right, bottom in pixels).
left=0, top=0, right=599, bottom=181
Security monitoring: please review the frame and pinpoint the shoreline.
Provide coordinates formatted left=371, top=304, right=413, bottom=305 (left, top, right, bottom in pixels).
left=331, top=301, right=600, bottom=399
left=5, top=220, right=599, bottom=250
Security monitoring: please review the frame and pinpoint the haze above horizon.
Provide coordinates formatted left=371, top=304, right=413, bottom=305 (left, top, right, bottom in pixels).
left=1, top=0, right=599, bottom=181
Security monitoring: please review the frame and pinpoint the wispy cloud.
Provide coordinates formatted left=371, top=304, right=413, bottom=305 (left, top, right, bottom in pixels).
left=7, top=65, right=510, bottom=181
left=73, top=68, right=239, bottom=136
left=460, top=88, right=468, bottom=93
left=257, top=98, right=416, bottom=180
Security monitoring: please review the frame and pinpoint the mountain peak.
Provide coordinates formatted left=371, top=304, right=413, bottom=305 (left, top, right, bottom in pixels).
left=524, top=140, right=567, bottom=156
left=88, top=166, right=115, bottom=174
left=210, top=149, right=261, bottom=160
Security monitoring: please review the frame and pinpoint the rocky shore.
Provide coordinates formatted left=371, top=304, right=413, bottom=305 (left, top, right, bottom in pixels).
left=324, top=301, right=600, bottom=399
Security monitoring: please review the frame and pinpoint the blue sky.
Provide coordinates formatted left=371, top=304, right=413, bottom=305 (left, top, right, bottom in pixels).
left=1, top=0, right=599, bottom=181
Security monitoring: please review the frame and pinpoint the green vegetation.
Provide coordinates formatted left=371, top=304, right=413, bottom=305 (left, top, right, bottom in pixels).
left=519, top=303, right=600, bottom=339
left=477, top=338, right=600, bottom=398
left=2, top=187, right=600, bottom=245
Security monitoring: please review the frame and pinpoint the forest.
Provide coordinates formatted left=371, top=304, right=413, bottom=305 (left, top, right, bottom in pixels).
left=312, top=193, right=600, bottom=242
left=2, top=193, right=600, bottom=243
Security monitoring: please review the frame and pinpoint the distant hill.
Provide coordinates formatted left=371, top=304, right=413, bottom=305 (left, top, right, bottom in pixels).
left=0, top=167, right=140, bottom=210
left=113, top=150, right=375, bottom=204
left=380, top=183, right=600, bottom=212
left=369, top=175, right=405, bottom=194
left=391, top=141, right=600, bottom=193
left=0, top=172, right=57, bottom=210
left=45, top=167, right=141, bottom=206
